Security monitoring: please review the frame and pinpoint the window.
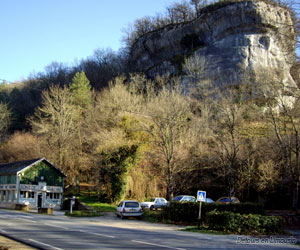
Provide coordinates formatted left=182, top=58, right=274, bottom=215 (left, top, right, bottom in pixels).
left=173, top=196, right=183, bottom=201
left=20, top=191, right=25, bottom=198
left=0, top=176, right=7, bottom=184
left=28, top=192, right=34, bottom=198
left=20, top=191, right=34, bottom=199
left=125, top=202, right=139, bottom=208
left=46, top=193, right=60, bottom=199
left=53, top=193, right=60, bottom=199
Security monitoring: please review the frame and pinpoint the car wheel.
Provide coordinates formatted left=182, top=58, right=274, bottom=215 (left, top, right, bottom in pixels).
left=150, top=205, right=154, bottom=211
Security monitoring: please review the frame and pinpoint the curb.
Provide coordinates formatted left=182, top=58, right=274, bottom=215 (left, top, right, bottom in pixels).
left=0, top=232, right=44, bottom=250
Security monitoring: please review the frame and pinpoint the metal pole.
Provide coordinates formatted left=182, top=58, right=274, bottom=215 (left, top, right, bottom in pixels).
left=197, top=201, right=202, bottom=229
left=70, top=199, right=73, bottom=214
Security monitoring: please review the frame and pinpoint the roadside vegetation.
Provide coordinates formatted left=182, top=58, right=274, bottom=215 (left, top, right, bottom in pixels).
left=65, top=210, right=102, bottom=217
left=0, top=0, right=300, bottom=217
left=142, top=202, right=285, bottom=235
left=3, top=65, right=300, bottom=210
left=78, top=194, right=116, bottom=213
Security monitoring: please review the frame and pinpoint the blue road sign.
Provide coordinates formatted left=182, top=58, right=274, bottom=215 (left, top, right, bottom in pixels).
left=197, top=190, right=206, bottom=202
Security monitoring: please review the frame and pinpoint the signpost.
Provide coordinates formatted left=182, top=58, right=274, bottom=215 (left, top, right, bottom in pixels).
left=70, top=196, right=76, bottom=214
left=197, top=190, right=206, bottom=229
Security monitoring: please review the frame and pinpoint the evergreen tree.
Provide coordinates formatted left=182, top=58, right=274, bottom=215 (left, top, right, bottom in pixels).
left=69, top=71, right=91, bottom=110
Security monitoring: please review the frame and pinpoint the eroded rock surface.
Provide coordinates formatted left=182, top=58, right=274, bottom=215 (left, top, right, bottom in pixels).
left=129, top=0, right=296, bottom=88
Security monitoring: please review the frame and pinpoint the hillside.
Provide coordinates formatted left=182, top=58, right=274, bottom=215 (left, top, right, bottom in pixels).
left=0, top=0, right=300, bottom=209
left=129, top=0, right=297, bottom=89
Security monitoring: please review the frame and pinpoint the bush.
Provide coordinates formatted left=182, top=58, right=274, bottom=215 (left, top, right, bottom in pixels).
left=142, top=210, right=164, bottom=223
left=206, top=211, right=243, bottom=232
left=161, top=202, right=198, bottom=223
left=160, top=202, right=266, bottom=223
left=206, top=211, right=284, bottom=234
left=204, top=202, right=266, bottom=215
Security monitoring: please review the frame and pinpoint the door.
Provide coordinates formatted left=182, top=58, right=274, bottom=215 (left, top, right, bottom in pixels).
left=38, top=193, right=43, bottom=208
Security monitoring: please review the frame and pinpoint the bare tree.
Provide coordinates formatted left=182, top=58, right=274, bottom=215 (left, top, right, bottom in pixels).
left=255, top=67, right=300, bottom=208
left=208, top=86, right=253, bottom=198
left=266, top=93, right=300, bottom=209
left=0, top=132, right=42, bottom=162
left=140, top=81, right=192, bottom=200
left=167, top=0, right=194, bottom=23
left=28, top=85, right=79, bottom=183
left=190, top=0, right=207, bottom=17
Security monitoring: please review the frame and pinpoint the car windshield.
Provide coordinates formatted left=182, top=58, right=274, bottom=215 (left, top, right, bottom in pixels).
left=173, top=196, right=183, bottom=201
left=125, top=202, right=139, bottom=207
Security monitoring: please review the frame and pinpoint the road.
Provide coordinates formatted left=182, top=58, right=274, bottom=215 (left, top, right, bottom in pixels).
left=0, top=209, right=299, bottom=250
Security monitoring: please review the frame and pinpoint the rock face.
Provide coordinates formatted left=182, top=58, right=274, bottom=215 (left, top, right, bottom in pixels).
left=128, top=0, right=296, bottom=89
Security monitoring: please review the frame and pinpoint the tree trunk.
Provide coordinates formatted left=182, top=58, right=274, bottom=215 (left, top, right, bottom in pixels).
left=167, top=161, right=174, bottom=201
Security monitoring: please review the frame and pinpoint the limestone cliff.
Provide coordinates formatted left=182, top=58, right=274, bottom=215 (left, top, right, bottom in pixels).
left=128, top=0, right=296, bottom=89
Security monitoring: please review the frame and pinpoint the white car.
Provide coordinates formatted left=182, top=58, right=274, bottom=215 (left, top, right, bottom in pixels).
left=116, top=200, right=142, bottom=219
left=140, top=197, right=168, bottom=210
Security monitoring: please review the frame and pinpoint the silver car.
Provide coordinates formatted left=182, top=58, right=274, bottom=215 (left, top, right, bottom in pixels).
left=116, top=200, right=142, bottom=219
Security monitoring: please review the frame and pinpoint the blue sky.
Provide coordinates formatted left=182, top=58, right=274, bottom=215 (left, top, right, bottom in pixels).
left=0, top=0, right=174, bottom=82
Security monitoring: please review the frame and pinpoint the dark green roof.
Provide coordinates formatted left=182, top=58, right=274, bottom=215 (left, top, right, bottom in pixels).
left=0, top=158, right=66, bottom=177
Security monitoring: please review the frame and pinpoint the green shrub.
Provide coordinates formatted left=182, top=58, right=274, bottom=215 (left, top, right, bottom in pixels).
left=142, top=209, right=164, bottom=223
left=206, top=211, right=284, bottom=234
left=203, top=202, right=266, bottom=215
left=161, top=202, right=266, bottom=223
left=161, top=202, right=198, bottom=223
left=206, top=211, right=243, bottom=232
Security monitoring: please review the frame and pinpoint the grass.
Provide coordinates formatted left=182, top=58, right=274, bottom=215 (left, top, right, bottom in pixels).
left=182, top=226, right=230, bottom=235
left=78, top=195, right=116, bottom=212
left=65, top=210, right=102, bottom=217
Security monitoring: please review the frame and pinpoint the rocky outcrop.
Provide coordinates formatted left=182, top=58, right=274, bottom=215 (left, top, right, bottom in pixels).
left=128, top=0, right=296, bottom=89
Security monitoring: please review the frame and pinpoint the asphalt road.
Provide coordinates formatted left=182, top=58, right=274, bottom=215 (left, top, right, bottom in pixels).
left=0, top=209, right=299, bottom=250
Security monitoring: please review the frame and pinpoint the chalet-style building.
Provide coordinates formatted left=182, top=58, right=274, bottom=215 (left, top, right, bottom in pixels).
left=0, top=158, right=66, bottom=210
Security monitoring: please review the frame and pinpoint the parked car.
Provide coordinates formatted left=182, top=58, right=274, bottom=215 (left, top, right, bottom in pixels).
left=204, top=198, right=215, bottom=203
left=140, top=197, right=168, bottom=210
left=116, top=200, right=142, bottom=219
left=216, top=197, right=240, bottom=204
left=173, top=195, right=196, bottom=202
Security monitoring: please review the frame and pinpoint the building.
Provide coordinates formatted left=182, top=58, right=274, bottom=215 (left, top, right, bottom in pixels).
left=0, top=158, right=66, bottom=210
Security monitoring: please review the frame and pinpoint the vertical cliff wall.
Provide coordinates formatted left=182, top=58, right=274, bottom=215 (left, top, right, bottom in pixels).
left=128, top=0, right=296, bottom=89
